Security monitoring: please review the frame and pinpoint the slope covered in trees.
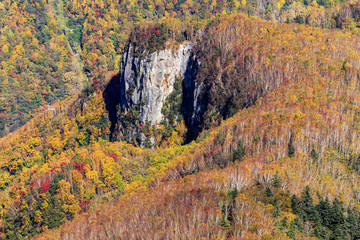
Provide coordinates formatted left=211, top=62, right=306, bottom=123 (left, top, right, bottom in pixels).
left=0, top=12, right=360, bottom=239
left=2, top=0, right=360, bottom=137
left=0, top=0, right=85, bottom=136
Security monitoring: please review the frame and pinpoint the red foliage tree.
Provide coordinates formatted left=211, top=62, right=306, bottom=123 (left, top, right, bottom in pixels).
left=40, top=180, right=51, bottom=194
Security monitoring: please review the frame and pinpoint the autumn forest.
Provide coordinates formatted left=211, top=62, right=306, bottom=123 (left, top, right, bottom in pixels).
left=1, top=0, right=360, bottom=239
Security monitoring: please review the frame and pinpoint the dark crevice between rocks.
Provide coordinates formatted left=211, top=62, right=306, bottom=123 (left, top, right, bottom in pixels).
left=103, top=73, right=123, bottom=142
left=181, top=53, right=202, bottom=144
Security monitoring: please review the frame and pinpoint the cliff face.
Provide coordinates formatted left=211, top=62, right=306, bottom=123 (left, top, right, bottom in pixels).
left=119, top=43, right=195, bottom=125
left=104, top=42, right=202, bottom=144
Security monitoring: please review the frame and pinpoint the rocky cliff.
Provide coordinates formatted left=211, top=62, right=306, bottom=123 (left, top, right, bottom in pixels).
left=120, top=43, right=194, bottom=125
left=104, top=42, right=202, bottom=144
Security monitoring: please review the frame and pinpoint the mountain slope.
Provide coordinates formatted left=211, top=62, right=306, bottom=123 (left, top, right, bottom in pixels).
left=2, top=0, right=360, bottom=137
left=0, top=13, right=358, bottom=239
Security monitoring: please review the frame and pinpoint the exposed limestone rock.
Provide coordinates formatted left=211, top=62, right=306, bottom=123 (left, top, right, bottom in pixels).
left=119, top=43, right=195, bottom=126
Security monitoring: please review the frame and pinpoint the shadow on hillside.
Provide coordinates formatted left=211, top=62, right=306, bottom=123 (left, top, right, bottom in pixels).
left=103, top=73, right=123, bottom=141
left=181, top=54, right=201, bottom=144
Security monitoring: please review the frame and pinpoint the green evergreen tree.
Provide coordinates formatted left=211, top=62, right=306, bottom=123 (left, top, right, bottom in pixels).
left=273, top=198, right=282, bottom=217
left=330, top=198, right=345, bottom=231
left=301, top=186, right=315, bottom=221
left=233, top=140, right=246, bottom=161
left=291, top=194, right=302, bottom=215
left=313, top=224, right=330, bottom=240
left=310, top=148, right=319, bottom=160
left=266, top=187, right=273, bottom=197
left=316, top=197, right=332, bottom=228
left=331, top=224, right=347, bottom=240
left=49, top=172, right=64, bottom=195
left=346, top=209, right=359, bottom=239
left=292, top=217, right=303, bottom=232
left=288, top=135, right=295, bottom=157
left=227, top=188, right=239, bottom=200
left=43, top=196, right=65, bottom=229
left=220, top=214, right=231, bottom=229
left=281, top=216, right=289, bottom=230
left=272, top=171, right=282, bottom=188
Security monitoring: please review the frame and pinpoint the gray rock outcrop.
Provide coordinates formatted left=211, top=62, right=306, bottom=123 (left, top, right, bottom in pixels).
left=119, top=43, right=196, bottom=126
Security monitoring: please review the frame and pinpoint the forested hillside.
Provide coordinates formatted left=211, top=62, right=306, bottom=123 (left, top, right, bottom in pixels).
left=2, top=0, right=360, bottom=136
left=1, top=0, right=360, bottom=239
